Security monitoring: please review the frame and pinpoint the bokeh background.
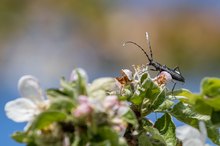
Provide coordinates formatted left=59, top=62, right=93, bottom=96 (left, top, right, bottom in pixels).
left=1, top=1, right=220, bottom=145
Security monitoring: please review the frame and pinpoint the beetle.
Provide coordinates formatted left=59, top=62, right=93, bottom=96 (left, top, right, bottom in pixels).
left=123, top=32, right=185, bottom=85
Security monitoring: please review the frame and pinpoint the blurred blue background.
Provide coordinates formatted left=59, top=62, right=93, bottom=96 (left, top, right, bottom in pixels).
left=1, top=1, right=220, bottom=145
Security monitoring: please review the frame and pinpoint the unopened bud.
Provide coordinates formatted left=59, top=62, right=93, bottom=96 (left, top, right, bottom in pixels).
left=153, top=71, right=172, bottom=86
left=73, top=103, right=92, bottom=118
left=70, top=68, right=88, bottom=82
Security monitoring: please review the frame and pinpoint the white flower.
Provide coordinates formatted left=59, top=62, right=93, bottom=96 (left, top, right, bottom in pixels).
left=176, top=121, right=210, bottom=146
left=5, top=75, right=49, bottom=123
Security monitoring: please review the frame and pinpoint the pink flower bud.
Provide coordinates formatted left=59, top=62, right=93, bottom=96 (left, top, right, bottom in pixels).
left=78, top=95, right=89, bottom=104
left=153, top=71, right=172, bottom=86
left=121, top=69, right=133, bottom=81
left=115, top=69, right=133, bottom=88
left=103, top=96, right=119, bottom=109
left=73, top=103, right=92, bottom=118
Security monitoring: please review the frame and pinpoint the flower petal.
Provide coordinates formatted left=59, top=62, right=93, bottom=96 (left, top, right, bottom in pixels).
left=78, top=95, right=89, bottom=104
left=5, top=98, right=38, bottom=122
left=183, top=139, right=204, bottom=146
left=18, top=75, right=44, bottom=103
left=103, top=96, right=118, bottom=109
left=70, top=68, right=88, bottom=82
left=73, top=103, right=92, bottom=118
left=176, top=125, right=201, bottom=141
left=88, top=98, right=105, bottom=112
left=117, top=105, right=129, bottom=116
left=199, top=121, right=207, bottom=143
left=121, top=69, right=133, bottom=81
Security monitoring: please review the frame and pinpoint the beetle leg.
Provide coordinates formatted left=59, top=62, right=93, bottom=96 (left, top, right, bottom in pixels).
left=171, top=80, right=177, bottom=99
left=172, top=82, right=176, bottom=93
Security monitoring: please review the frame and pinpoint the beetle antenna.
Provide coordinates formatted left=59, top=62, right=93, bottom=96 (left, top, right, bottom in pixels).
left=123, top=41, right=152, bottom=62
left=145, top=32, right=153, bottom=59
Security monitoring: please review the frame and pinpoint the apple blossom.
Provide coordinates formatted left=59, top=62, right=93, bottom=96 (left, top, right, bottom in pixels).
left=176, top=122, right=210, bottom=146
left=5, top=75, right=49, bottom=126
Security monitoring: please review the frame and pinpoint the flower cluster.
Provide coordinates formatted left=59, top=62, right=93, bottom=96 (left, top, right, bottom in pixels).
left=5, top=75, right=49, bottom=129
left=73, top=95, right=129, bottom=136
left=5, top=68, right=136, bottom=146
left=5, top=67, right=219, bottom=146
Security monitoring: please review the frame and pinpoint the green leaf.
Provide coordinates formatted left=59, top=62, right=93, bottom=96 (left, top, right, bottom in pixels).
left=169, top=88, right=192, bottom=97
left=154, top=113, right=177, bottom=146
left=72, top=135, right=80, bottom=146
left=30, top=111, right=66, bottom=130
left=97, top=126, right=120, bottom=146
left=193, top=99, right=212, bottom=115
left=130, top=77, right=151, bottom=105
left=138, top=134, right=166, bottom=146
left=27, top=142, right=37, bottom=146
left=140, top=98, right=151, bottom=116
left=170, top=102, right=220, bottom=145
left=90, top=139, right=128, bottom=146
left=172, top=90, right=213, bottom=115
left=46, top=88, right=68, bottom=99
left=141, top=89, right=166, bottom=116
left=130, top=92, right=145, bottom=105
left=11, top=131, right=28, bottom=143
left=90, top=140, right=111, bottom=146
left=12, top=132, right=37, bottom=145
left=121, top=109, right=138, bottom=127
left=173, top=80, right=220, bottom=111
left=206, top=121, right=220, bottom=145
left=201, top=96, right=220, bottom=111
left=60, top=77, right=77, bottom=99
left=49, top=98, right=75, bottom=112
left=74, top=69, right=88, bottom=95
left=155, top=99, right=174, bottom=112
left=211, top=110, right=220, bottom=126
left=140, top=73, right=149, bottom=84
left=170, top=102, right=210, bottom=126
left=130, top=76, right=161, bottom=107
left=150, top=88, right=166, bottom=111
left=170, top=88, right=194, bottom=103
left=141, top=118, right=153, bottom=127
left=142, top=126, right=166, bottom=146
left=60, top=70, right=88, bottom=98
left=138, top=133, right=153, bottom=146
left=201, top=77, right=220, bottom=97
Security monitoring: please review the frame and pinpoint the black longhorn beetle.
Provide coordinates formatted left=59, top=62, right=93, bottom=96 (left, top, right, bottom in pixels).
left=123, top=32, right=185, bottom=89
